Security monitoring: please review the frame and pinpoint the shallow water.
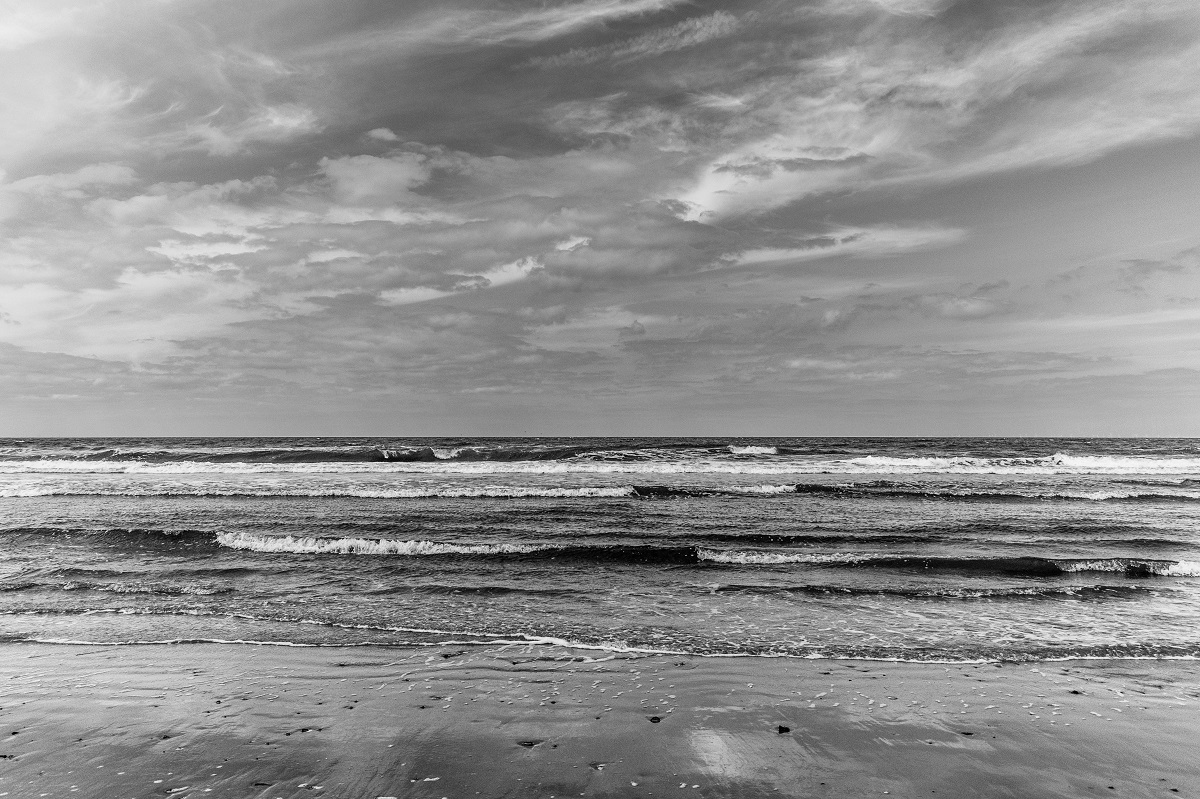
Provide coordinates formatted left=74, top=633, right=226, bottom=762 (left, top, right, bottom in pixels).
left=2, top=437, right=1198, bottom=661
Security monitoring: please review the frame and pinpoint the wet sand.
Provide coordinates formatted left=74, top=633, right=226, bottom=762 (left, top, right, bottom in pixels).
left=0, top=644, right=1195, bottom=798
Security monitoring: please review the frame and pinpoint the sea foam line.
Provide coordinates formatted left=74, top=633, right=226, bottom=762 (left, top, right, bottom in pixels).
left=13, top=636, right=1200, bottom=664
left=698, top=549, right=874, bottom=565
left=5, top=451, right=1200, bottom=476
left=0, top=484, right=639, bottom=499
left=1056, top=559, right=1200, bottom=577
left=210, top=534, right=1200, bottom=576
left=215, top=533, right=549, bottom=556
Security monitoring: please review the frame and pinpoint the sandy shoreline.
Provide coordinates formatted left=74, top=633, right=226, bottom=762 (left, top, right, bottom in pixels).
left=0, top=644, right=1195, bottom=799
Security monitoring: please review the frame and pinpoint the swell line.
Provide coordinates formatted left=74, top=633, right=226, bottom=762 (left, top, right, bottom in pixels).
left=6, top=481, right=1200, bottom=501
left=211, top=533, right=1200, bottom=577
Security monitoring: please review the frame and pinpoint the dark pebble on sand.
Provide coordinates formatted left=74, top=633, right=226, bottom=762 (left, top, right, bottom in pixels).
left=649, top=716, right=661, bottom=723
left=777, top=726, right=791, bottom=734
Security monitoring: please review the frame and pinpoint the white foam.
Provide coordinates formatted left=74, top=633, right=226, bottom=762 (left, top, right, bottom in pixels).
left=1165, top=561, right=1200, bottom=577
left=432, top=447, right=470, bottom=459
left=216, top=532, right=549, bottom=556
left=1053, top=558, right=1200, bottom=577
left=0, top=483, right=637, bottom=499
left=726, top=484, right=798, bottom=495
left=5, top=451, right=1200, bottom=476
left=845, top=453, right=1200, bottom=475
left=698, top=549, right=873, bottom=565
left=728, top=446, right=778, bottom=455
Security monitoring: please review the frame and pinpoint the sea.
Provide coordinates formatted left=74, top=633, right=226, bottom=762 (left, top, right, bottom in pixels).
left=2, top=437, right=1199, bottom=663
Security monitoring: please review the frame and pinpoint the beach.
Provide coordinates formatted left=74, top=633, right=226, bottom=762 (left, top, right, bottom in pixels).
left=1, top=643, right=1195, bottom=799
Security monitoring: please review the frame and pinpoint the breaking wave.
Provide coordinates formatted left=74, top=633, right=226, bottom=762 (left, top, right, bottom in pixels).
left=703, top=583, right=1157, bottom=600
left=10, top=479, right=1199, bottom=501
left=700, top=551, right=1200, bottom=577
left=698, top=550, right=872, bottom=565
left=0, top=484, right=640, bottom=499
left=6, top=450, right=1200, bottom=477
left=216, top=533, right=550, bottom=556
left=791, top=482, right=1200, bottom=502
left=210, top=534, right=1200, bottom=578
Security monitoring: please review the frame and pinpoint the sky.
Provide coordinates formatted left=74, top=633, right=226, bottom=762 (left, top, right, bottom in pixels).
left=2, top=0, right=1200, bottom=436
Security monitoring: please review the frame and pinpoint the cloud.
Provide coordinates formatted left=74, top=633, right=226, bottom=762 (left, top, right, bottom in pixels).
left=313, top=0, right=689, bottom=58
left=477, top=256, right=541, bottom=287
left=0, top=0, right=1198, bottom=431
left=183, top=104, right=321, bottom=156
left=1118, top=248, right=1200, bottom=293
left=669, top=0, right=1200, bottom=218
left=0, top=4, right=81, bottom=51
left=437, top=0, right=688, bottom=45
left=0, top=266, right=261, bottom=361
left=906, top=293, right=1007, bottom=320
left=320, top=153, right=432, bottom=203
left=366, top=127, right=399, bottom=141
left=527, top=11, right=739, bottom=68
left=6, top=163, right=137, bottom=194
left=735, top=226, right=966, bottom=265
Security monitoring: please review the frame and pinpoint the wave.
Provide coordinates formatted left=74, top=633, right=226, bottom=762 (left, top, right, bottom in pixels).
left=0, top=482, right=831, bottom=499
left=6, top=524, right=1182, bottom=558
left=3, top=578, right=572, bottom=598
left=36, top=566, right=257, bottom=582
left=14, top=479, right=1197, bottom=502
left=209, top=535, right=1200, bottom=577
left=700, top=551, right=1200, bottom=577
left=380, top=445, right=599, bottom=462
left=1056, top=559, right=1200, bottom=577
left=59, top=581, right=230, bottom=596
left=699, top=549, right=872, bottom=565
left=11, top=636, right=1200, bottom=663
left=5, top=617, right=1199, bottom=663
left=0, top=526, right=215, bottom=541
left=363, top=584, right=583, bottom=597
left=0, top=484, right=640, bottom=499
left=629, top=484, right=799, bottom=497
left=791, top=482, right=1200, bottom=503
left=6, top=450, right=1200, bottom=476
left=30, top=523, right=1177, bottom=552
left=0, top=444, right=603, bottom=465
left=216, top=533, right=550, bottom=556
left=703, top=583, right=1157, bottom=600
left=218, top=534, right=705, bottom=563
left=697, top=532, right=951, bottom=546
left=0, top=578, right=231, bottom=595
left=1116, top=477, right=1200, bottom=487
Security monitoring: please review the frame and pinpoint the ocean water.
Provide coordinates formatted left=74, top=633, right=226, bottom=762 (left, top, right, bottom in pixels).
left=2, top=437, right=1199, bottom=662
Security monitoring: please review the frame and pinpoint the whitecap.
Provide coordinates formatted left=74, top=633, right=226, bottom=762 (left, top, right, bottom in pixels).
left=697, top=549, right=874, bottom=565
left=216, top=532, right=550, bottom=556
